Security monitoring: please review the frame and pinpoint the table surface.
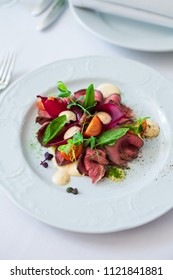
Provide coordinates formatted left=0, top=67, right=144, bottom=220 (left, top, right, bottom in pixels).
left=0, top=1, right=173, bottom=260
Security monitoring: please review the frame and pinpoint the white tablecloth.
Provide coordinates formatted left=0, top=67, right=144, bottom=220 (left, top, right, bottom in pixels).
left=0, top=0, right=173, bottom=260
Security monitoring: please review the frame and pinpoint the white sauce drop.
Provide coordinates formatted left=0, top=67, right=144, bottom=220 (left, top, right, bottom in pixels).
left=143, top=120, right=160, bottom=139
left=52, top=171, right=70, bottom=185
left=97, top=83, right=120, bottom=98
left=52, top=162, right=82, bottom=186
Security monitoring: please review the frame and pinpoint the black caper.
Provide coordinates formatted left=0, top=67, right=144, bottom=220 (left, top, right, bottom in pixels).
left=66, top=187, right=73, bottom=193
left=72, top=188, right=78, bottom=195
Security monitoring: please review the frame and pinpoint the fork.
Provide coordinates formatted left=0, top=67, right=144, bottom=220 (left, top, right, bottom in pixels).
left=0, top=52, right=15, bottom=91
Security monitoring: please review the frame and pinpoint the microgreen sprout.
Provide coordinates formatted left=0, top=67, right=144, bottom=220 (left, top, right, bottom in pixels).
left=84, top=136, right=96, bottom=149
left=44, top=152, right=53, bottom=161
left=67, top=83, right=96, bottom=117
left=58, top=132, right=83, bottom=155
left=57, top=81, right=71, bottom=97
left=58, top=132, right=96, bottom=156
left=40, top=152, right=53, bottom=168
left=123, top=117, right=150, bottom=137
left=107, top=167, right=126, bottom=182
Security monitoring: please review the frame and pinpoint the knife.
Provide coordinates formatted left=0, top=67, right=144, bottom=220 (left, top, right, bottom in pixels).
left=36, top=0, right=67, bottom=31
left=32, top=0, right=54, bottom=16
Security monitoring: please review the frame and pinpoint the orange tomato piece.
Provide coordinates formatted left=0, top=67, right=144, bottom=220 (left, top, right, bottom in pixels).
left=140, top=119, right=147, bottom=136
left=37, top=98, right=45, bottom=111
left=48, top=96, right=55, bottom=101
left=128, top=119, right=147, bottom=136
left=60, top=144, right=83, bottom=162
left=84, top=115, right=102, bottom=137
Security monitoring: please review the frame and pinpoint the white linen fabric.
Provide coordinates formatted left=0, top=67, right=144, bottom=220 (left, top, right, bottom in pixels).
left=71, top=0, right=173, bottom=28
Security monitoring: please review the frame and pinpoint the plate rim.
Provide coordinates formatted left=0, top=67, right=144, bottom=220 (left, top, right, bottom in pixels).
left=69, top=2, right=173, bottom=52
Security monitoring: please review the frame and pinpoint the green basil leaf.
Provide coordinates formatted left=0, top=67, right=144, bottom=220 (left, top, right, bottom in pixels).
left=96, top=128, right=129, bottom=146
left=57, top=81, right=71, bottom=98
left=77, top=96, right=85, bottom=101
left=57, top=81, right=68, bottom=92
left=58, top=91, right=71, bottom=98
left=84, top=136, right=96, bottom=148
left=123, top=117, right=150, bottom=136
left=138, top=116, right=150, bottom=124
left=67, top=103, right=75, bottom=109
left=72, top=131, right=83, bottom=146
left=42, top=115, right=66, bottom=145
left=90, top=136, right=96, bottom=149
left=83, top=84, right=95, bottom=109
left=123, top=124, right=139, bottom=135
left=58, top=140, right=72, bottom=155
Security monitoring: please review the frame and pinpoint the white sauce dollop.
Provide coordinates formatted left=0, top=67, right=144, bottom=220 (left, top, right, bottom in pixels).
left=52, top=162, right=82, bottom=186
left=97, top=83, right=120, bottom=98
left=52, top=171, right=70, bottom=185
left=143, top=120, right=160, bottom=139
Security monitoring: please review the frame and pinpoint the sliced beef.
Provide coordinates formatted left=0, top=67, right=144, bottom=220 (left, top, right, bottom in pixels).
left=35, top=116, right=53, bottom=125
left=36, top=123, right=69, bottom=147
left=38, top=109, right=52, bottom=119
left=77, top=151, right=88, bottom=176
left=37, top=121, right=82, bottom=147
left=55, top=149, right=72, bottom=166
left=73, top=89, right=103, bottom=104
left=87, top=165, right=106, bottom=184
left=94, top=90, right=104, bottom=103
left=104, top=93, right=121, bottom=104
left=36, top=122, right=49, bottom=146
left=120, top=103, right=134, bottom=119
left=105, top=133, right=143, bottom=167
left=77, top=147, right=108, bottom=183
left=104, top=93, right=134, bottom=122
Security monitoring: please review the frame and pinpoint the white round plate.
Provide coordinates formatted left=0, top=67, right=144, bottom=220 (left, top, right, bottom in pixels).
left=0, top=56, right=173, bottom=233
left=69, top=2, right=173, bottom=52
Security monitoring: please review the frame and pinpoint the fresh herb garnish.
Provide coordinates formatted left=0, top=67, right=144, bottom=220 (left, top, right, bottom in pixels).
left=57, top=81, right=71, bottom=97
left=84, top=136, right=96, bottom=148
left=96, top=128, right=129, bottom=146
left=42, top=115, right=66, bottom=145
left=107, top=167, right=126, bottom=181
left=40, top=152, right=53, bottom=168
left=72, top=131, right=83, bottom=146
left=58, top=139, right=73, bottom=155
left=83, top=83, right=95, bottom=109
left=67, top=84, right=96, bottom=116
left=44, top=152, right=54, bottom=161
left=67, top=99, right=93, bottom=117
left=58, top=131, right=83, bottom=155
left=123, top=117, right=149, bottom=137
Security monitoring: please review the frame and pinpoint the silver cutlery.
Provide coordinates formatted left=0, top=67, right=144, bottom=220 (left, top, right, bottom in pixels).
left=32, top=0, right=54, bottom=16
left=0, top=52, right=16, bottom=91
left=32, top=0, right=67, bottom=31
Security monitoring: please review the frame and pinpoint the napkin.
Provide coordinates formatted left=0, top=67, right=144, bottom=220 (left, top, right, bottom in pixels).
left=71, top=0, right=173, bottom=28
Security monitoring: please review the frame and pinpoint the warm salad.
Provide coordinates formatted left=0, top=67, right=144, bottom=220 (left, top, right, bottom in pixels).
left=35, top=81, right=160, bottom=185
